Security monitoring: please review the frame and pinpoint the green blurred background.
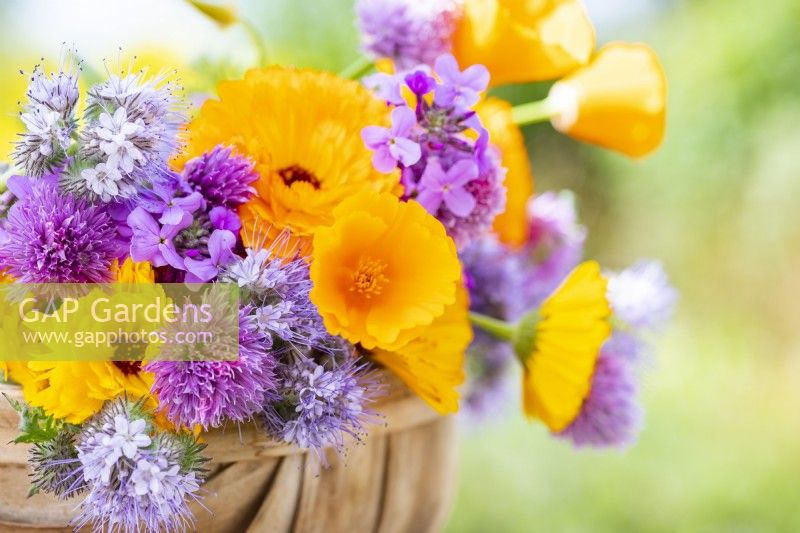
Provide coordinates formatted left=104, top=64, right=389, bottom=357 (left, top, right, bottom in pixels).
left=2, top=0, right=799, bottom=530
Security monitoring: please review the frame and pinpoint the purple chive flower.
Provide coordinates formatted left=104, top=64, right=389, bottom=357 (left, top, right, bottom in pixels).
left=182, top=145, right=258, bottom=208
left=557, top=352, right=642, bottom=449
left=362, top=106, right=422, bottom=173
left=461, top=236, right=524, bottom=320
left=607, top=260, right=677, bottom=331
left=147, top=308, right=278, bottom=429
left=127, top=207, right=191, bottom=270
left=140, top=179, right=204, bottom=225
left=433, top=54, right=490, bottom=109
left=518, top=191, right=587, bottom=306
left=184, top=229, right=236, bottom=282
left=356, top=0, right=461, bottom=69
left=263, top=354, right=381, bottom=460
left=417, top=159, right=479, bottom=217
left=0, top=176, right=117, bottom=283
left=72, top=399, right=205, bottom=533
left=462, top=332, right=514, bottom=423
left=603, top=330, right=645, bottom=362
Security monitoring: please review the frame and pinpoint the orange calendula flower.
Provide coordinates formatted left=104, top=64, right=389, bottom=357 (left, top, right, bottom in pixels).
left=371, top=285, right=471, bottom=414
left=453, top=0, right=595, bottom=86
left=112, top=258, right=155, bottom=283
left=310, top=191, right=461, bottom=351
left=476, top=97, right=534, bottom=248
left=519, top=260, right=611, bottom=431
left=180, top=67, right=400, bottom=252
left=548, top=43, right=667, bottom=157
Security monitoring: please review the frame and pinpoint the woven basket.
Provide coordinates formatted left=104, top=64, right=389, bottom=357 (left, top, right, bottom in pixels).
left=0, top=377, right=458, bottom=533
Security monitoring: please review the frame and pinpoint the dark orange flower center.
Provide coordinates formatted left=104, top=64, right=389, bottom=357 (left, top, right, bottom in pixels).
left=278, top=165, right=321, bottom=190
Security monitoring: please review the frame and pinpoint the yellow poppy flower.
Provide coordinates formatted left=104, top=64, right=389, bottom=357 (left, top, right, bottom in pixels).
left=112, top=258, right=155, bottom=283
left=310, top=191, right=461, bottom=351
left=371, top=284, right=471, bottom=414
left=453, top=0, right=595, bottom=86
left=180, top=67, right=400, bottom=253
left=476, top=97, right=534, bottom=248
left=548, top=43, right=667, bottom=157
left=520, top=260, right=611, bottom=431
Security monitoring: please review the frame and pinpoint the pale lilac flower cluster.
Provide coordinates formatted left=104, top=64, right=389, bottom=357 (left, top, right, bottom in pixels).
left=13, top=55, right=80, bottom=176
left=263, top=354, right=381, bottom=460
left=356, top=0, right=461, bottom=68
left=71, top=399, right=206, bottom=533
left=362, top=54, right=506, bottom=248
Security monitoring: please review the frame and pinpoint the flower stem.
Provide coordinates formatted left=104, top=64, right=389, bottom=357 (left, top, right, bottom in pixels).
left=469, top=312, right=515, bottom=341
left=338, top=56, right=374, bottom=80
left=241, top=19, right=269, bottom=66
left=511, top=98, right=553, bottom=127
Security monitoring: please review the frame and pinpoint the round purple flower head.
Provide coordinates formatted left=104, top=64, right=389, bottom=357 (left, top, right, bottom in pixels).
left=146, top=307, right=277, bottom=429
left=356, top=0, right=461, bottom=69
left=607, top=260, right=677, bottom=331
left=518, top=190, right=586, bottom=306
left=0, top=175, right=117, bottom=282
left=182, top=145, right=258, bottom=208
left=461, top=236, right=524, bottom=320
left=462, top=332, right=514, bottom=423
left=557, top=352, right=642, bottom=449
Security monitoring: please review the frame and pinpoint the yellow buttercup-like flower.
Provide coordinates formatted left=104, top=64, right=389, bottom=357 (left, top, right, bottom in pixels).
left=520, top=260, right=611, bottom=431
left=310, top=191, right=461, bottom=351
left=453, top=0, right=595, bottom=86
left=112, top=258, right=155, bottom=283
left=21, top=362, right=154, bottom=424
left=180, top=67, right=400, bottom=252
left=548, top=43, right=667, bottom=157
left=477, top=97, right=534, bottom=248
left=371, top=285, right=471, bottom=414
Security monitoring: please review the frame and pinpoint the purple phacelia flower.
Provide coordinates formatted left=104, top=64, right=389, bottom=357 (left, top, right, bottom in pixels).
left=147, top=307, right=277, bottom=429
left=356, top=0, right=461, bottom=69
left=0, top=176, right=117, bottom=282
left=557, top=352, right=642, bottom=449
left=182, top=145, right=258, bottom=208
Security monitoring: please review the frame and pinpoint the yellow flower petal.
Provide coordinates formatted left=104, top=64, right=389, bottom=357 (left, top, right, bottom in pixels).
left=522, top=260, right=611, bottom=430
left=112, top=258, right=155, bottom=283
left=371, top=285, right=471, bottom=414
left=549, top=42, right=667, bottom=157
left=453, top=0, right=595, bottom=86
left=476, top=97, right=534, bottom=247
left=311, top=191, right=461, bottom=351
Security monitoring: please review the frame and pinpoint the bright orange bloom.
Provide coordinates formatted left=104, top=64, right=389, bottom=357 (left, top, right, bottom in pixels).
left=310, top=191, right=461, bottom=351
left=477, top=97, right=534, bottom=248
left=548, top=43, right=667, bottom=157
left=371, top=285, right=472, bottom=414
left=453, top=0, right=595, bottom=86
left=179, top=67, right=400, bottom=253
left=521, top=260, right=611, bottom=431
left=112, top=258, right=155, bottom=283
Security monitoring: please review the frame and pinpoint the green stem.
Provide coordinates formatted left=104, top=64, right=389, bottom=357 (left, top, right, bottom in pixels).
left=338, top=55, right=374, bottom=80
left=469, top=312, right=515, bottom=341
left=241, top=19, right=269, bottom=67
left=511, top=98, right=553, bottom=127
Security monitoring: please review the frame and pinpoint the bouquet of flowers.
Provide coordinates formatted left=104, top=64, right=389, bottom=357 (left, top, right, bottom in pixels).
left=0, top=0, right=675, bottom=531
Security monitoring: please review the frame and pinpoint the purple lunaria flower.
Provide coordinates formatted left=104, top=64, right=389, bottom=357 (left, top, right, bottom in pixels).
left=127, top=206, right=191, bottom=270
left=184, top=229, right=236, bottom=282
left=433, top=54, right=490, bottom=109
left=0, top=176, right=117, bottom=282
left=147, top=307, right=277, bottom=429
left=263, top=354, right=381, bottom=460
left=417, top=158, right=478, bottom=217
left=607, top=260, right=677, bottom=331
left=361, top=106, right=422, bottom=172
left=557, top=352, right=642, bottom=449
left=139, top=177, right=204, bottom=225
left=72, top=398, right=206, bottom=533
left=356, top=0, right=461, bottom=69
left=182, top=145, right=258, bottom=208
